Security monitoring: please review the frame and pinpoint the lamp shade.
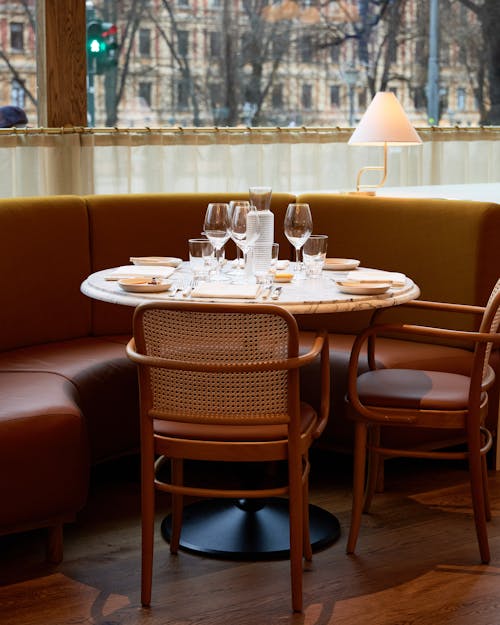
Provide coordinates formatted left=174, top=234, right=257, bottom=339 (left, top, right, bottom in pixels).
left=348, top=91, right=422, bottom=146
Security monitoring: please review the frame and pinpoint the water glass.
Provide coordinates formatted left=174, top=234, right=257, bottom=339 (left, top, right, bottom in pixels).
left=254, top=242, right=279, bottom=286
left=303, top=234, right=328, bottom=278
left=189, top=238, right=214, bottom=281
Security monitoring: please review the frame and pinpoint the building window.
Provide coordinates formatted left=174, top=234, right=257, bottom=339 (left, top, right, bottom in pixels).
left=178, top=0, right=189, bottom=6
left=456, top=87, right=466, bottom=111
left=272, top=84, right=283, bottom=108
left=10, top=22, right=24, bottom=52
left=139, top=82, right=152, bottom=108
left=178, top=79, right=190, bottom=109
left=11, top=80, right=25, bottom=108
left=300, top=35, right=313, bottom=63
left=302, top=84, right=312, bottom=109
left=178, top=30, right=189, bottom=57
left=139, top=28, right=151, bottom=57
left=330, top=85, right=340, bottom=107
left=210, top=31, right=222, bottom=58
left=330, top=45, right=340, bottom=64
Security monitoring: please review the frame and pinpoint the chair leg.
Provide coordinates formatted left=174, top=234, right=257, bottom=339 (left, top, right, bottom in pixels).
left=469, top=444, right=490, bottom=563
left=302, top=460, right=312, bottom=562
left=169, top=458, right=184, bottom=554
left=346, top=421, right=368, bottom=555
left=288, top=452, right=304, bottom=612
left=363, top=425, right=381, bottom=513
left=46, top=524, right=63, bottom=564
left=141, top=440, right=155, bottom=607
left=481, top=453, right=491, bottom=522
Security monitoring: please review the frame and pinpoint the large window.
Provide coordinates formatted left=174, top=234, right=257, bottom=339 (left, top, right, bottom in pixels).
left=0, top=0, right=496, bottom=129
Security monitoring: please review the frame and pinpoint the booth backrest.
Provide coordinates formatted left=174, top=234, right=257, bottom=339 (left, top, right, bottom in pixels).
left=0, top=196, right=91, bottom=351
left=296, top=193, right=500, bottom=335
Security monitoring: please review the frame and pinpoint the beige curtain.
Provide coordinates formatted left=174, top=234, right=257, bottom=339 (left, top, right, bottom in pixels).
left=0, top=127, right=498, bottom=198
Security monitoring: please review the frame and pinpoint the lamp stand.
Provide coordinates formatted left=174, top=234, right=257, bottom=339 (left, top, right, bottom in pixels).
left=351, top=142, right=388, bottom=194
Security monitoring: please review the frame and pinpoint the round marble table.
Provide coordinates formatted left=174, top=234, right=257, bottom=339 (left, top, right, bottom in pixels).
left=81, top=262, right=420, bottom=313
left=81, top=262, right=420, bottom=559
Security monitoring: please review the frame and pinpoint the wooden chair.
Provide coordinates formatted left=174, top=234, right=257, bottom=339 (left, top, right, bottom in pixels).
left=345, top=278, right=500, bottom=562
left=126, top=301, right=330, bottom=612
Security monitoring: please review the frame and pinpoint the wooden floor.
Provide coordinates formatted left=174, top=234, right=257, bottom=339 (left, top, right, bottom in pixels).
left=1, top=451, right=500, bottom=625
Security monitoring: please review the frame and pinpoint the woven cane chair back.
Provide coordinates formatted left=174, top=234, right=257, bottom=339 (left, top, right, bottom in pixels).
left=138, top=305, right=294, bottom=425
left=479, top=278, right=500, bottom=384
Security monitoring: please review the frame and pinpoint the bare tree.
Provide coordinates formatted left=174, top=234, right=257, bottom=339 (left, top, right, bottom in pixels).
left=455, top=0, right=500, bottom=124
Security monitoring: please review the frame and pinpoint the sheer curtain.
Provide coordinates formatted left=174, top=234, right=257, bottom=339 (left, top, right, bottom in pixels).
left=0, top=127, right=499, bottom=198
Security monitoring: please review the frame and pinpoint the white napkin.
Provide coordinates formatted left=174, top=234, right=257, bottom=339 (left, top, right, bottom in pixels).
left=129, top=256, right=182, bottom=267
left=106, top=265, right=176, bottom=280
left=343, top=269, right=407, bottom=286
left=191, top=283, right=261, bottom=299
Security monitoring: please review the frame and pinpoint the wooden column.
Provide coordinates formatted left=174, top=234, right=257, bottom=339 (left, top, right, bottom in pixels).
left=37, top=0, right=87, bottom=127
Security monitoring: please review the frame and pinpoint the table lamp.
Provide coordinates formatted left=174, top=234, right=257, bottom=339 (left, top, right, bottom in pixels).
left=348, top=91, right=422, bottom=194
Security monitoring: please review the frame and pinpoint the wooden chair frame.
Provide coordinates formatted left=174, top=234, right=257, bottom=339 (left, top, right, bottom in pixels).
left=127, top=301, right=330, bottom=612
left=345, top=282, right=500, bottom=563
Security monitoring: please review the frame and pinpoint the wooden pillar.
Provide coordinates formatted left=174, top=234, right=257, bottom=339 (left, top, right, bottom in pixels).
left=37, top=0, right=87, bottom=127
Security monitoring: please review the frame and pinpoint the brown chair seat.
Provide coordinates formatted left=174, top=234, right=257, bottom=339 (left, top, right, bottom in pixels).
left=356, top=369, right=473, bottom=410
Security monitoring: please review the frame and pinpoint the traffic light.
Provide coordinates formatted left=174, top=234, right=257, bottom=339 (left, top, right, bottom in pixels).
left=86, top=20, right=118, bottom=74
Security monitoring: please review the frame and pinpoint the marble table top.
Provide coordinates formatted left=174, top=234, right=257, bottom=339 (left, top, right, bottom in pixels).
left=81, top=262, right=420, bottom=314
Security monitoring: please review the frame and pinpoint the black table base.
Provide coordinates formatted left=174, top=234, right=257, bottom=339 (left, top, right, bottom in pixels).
left=161, top=497, right=341, bottom=560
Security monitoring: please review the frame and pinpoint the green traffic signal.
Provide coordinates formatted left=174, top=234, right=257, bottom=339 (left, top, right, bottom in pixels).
left=86, top=20, right=118, bottom=74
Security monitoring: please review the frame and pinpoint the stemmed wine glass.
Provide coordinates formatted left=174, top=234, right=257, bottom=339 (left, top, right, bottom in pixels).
left=203, top=202, right=231, bottom=280
left=284, top=203, right=313, bottom=279
left=229, top=201, right=260, bottom=281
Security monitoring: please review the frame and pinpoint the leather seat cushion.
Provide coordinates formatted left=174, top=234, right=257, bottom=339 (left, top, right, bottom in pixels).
left=298, top=331, right=476, bottom=450
left=154, top=401, right=317, bottom=442
left=0, top=336, right=139, bottom=463
left=0, top=371, right=89, bottom=527
left=356, top=368, right=471, bottom=410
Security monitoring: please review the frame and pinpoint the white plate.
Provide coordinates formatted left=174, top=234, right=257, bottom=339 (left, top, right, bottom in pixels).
left=324, top=258, right=361, bottom=271
left=130, top=256, right=182, bottom=267
left=336, top=281, right=391, bottom=295
left=118, top=278, right=172, bottom=293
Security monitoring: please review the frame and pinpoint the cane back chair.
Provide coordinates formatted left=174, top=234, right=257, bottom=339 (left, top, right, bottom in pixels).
left=126, top=301, right=330, bottom=612
left=345, top=278, right=500, bottom=563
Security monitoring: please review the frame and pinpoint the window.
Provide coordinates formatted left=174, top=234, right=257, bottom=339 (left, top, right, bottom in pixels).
left=457, top=87, right=466, bottom=112
left=178, top=30, right=189, bottom=57
left=139, top=29, right=151, bottom=57
left=272, top=84, right=283, bottom=108
left=11, top=79, right=25, bottom=108
left=330, top=45, right=340, bottom=64
left=330, top=85, right=340, bottom=107
left=300, top=36, right=313, bottom=63
left=10, top=22, right=24, bottom=52
left=139, top=82, right=152, bottom=108
left=178, top=0, right=189, bottom=6
left=210, top=31, right=222, bottom=58
left=272, top=32, right=287, bottom=60
left=178, top=79, right=190, bottom=109
left=302, top=84, right=312, bottom=109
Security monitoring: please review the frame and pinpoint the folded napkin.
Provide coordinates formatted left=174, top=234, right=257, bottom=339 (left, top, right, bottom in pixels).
left=191, top=283, right=261, bottom=299
left=106, top=265, right=176, bottom=280
left=343, top=269, right=406, bottom=286
left=129, top=256, right=182, bottom=267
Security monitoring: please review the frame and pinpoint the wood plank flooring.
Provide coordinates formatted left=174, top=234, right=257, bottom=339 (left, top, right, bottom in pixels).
left=1, top=451, right=499, bottom=625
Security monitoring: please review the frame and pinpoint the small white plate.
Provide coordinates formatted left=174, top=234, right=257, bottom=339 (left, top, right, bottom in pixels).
left=324, top=258, right=361, bottom=271
left=130, top=256, right=182, bottom=267
left=118, top=278, right=172, bottom=293
left=336, top=281, right=391, bottom=295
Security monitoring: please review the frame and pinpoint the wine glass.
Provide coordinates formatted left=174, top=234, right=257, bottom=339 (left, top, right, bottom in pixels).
left=284, top=203, right=313, bottom=278
left=229, top=201, right=260, bottom=280
left=203, top=203, right=231, bottom=280
left=229, top=200, right=247, bottom=269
